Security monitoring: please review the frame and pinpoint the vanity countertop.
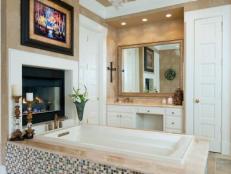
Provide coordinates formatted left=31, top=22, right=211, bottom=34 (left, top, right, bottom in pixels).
left=107, top=102, right=183, bottom=109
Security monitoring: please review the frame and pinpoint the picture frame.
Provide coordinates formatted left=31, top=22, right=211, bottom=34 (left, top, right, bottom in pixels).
left=144, top=47, right=154, bottom=72
left=21, top=0, right=74, bottom=55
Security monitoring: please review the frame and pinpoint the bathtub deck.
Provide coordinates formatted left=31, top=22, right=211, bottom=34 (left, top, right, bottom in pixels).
left=6, top=137, right=209, bottom=174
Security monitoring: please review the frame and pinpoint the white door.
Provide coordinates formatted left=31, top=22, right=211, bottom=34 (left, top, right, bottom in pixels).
left=79, top=26, right=100, bottom=125
left=194, top=17, right=222, bottom=152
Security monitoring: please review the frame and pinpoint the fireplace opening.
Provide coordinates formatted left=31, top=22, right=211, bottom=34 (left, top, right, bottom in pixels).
left=22, top=66, right=65, bottom=126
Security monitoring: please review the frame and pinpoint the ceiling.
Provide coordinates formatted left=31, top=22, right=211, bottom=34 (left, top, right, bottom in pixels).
left=96, top=0, right=135, bottom=7
left=106, top=7, right=184, bottom=28
left=80, top=0, right=196, bottom=19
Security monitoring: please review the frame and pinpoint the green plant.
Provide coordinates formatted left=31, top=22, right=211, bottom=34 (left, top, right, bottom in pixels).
left=70, top=86, right=88, bottom=103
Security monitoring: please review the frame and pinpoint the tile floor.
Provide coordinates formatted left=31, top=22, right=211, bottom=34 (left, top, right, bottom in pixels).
left=208, top=153, right=231, bottom=174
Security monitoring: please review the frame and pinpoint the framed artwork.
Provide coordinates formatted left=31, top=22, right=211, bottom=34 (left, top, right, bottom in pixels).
left=21, top=0, right=74, bottom=55
left=144, top=47, right=154, bottom=72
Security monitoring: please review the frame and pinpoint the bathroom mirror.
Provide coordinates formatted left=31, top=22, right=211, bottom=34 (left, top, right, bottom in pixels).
left=118, top=40, right=183, bottom=97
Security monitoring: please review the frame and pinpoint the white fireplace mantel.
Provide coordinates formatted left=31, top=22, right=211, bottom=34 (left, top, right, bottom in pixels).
left=8, top=49, right=79, bottom=136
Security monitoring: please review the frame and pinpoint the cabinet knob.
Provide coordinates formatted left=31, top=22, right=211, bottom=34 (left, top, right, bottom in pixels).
left=172, top=112, right=174, bottom=115
left=195, top=99, right=200, bottom=103
left=147, top=110, right=150, bottom=113
left=171, top=122, right=175, bottom=125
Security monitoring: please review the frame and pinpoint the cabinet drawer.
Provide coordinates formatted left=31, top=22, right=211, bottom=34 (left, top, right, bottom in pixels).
left=107, top=105, right=135, bottom=113
left=166, top=108, right=182, bottom=116
left=137, top=107, right=165, bottom=115
left=165, top=116, right=182, bottom=130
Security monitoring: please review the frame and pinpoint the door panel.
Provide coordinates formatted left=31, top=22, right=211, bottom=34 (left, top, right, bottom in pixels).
left=194, top=17, right=222, bottom=152
left=79, top=26, right=100, bottom=125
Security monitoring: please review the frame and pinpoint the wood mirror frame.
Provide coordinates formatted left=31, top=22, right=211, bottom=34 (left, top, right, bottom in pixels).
left=118, top=40, right=184, bottom=97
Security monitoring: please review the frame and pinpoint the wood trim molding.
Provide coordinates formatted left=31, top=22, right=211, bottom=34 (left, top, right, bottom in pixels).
left=1, top=0, right=7, bottom=164
left=96, top=0, right=111, bottom=7
left=105, top=4, right=184, bottom=22
left=117, top=40, right=184, bottom=98
left=184, top=0, right=231, bottom=12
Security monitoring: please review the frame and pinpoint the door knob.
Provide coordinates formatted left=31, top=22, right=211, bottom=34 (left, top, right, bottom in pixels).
left=195, top=99, right=200, bottom=103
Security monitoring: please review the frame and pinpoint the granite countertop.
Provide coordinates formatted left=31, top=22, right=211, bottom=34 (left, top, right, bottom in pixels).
left=8, top=136, right=209, bottom=174
left=107, top=102, right=183, bottom=109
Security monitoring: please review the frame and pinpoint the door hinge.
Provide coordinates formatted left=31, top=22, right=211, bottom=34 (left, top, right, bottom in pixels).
left=221, top=21, right=223, bottom=32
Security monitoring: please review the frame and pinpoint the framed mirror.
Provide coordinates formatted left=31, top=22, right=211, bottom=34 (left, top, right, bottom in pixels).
left=118, top=40, right=183, bottom=97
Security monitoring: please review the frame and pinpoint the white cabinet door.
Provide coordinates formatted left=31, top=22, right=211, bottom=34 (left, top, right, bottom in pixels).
left=107, top=112, right=121, bottom=127
left=120, top=113, right=134, bottom=129
left=194, top=17, right=222, bottom=152
left=79, top=26, right=100, bottom=125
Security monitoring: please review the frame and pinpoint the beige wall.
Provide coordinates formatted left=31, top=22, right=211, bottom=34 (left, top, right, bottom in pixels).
left=159, top=49, right=180, bottom=93
left=184, top=0, right=231, bottom=11
left=6, top=0, right=79, bottom=60
left=107, top=19, right=184, bottom=102
left=0, top=0, right=3, bottom=164
left=117, top=19, right=184, bottom=46
left=107, top=26, right=118, bottom=101
left=1, top=0, right=79, bottom=163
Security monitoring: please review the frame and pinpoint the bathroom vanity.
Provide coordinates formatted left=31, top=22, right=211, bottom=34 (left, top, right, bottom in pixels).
left=107, top=39, right=185, bottom=134
left=107, top=103, right=184, bottom=133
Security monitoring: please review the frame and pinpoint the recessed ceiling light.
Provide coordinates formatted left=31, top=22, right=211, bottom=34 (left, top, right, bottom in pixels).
left=121, top=22, right=127, bottom=26
left=166, top=13, right=172, bottom=18
left=142, top=18, right=148, bottom=22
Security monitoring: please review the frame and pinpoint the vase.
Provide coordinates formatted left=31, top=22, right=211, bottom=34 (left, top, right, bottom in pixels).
left=74, top=101, right=87, bottom=123
left=173, top=88, right=184, bottom=105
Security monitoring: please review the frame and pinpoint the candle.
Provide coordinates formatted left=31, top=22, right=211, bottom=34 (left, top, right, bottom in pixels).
left=167, top=97, right=173, bottom=105
left=162, top=98, right=167, bottom=105
left=26, top=93, right=33, bottom=102
left=12, top=85, right=21, bottom=96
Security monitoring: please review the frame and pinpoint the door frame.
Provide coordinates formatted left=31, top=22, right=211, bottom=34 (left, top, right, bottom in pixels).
left=79, top=15, right=108, bottom=125
left=185, top=5, right=231, bottom=155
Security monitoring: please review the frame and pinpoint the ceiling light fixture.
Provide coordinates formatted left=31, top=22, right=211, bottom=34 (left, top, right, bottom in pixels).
left=166, top=13, right=172, bottom=18
left=142, top=18, right=148, bottom=22
left=108, top=0, right=129, bottom=8
left=121, top=22, right=127, bottom=26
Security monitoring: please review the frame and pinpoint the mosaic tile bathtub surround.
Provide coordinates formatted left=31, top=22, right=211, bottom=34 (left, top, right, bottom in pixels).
left=6, top=143, right=143, bottom=174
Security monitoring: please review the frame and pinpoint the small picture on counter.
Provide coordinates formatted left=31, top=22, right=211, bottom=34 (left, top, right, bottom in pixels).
left=144, top=47, right=154, bottom=72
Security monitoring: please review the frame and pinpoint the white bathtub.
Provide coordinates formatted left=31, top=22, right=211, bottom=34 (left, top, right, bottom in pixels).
left=35, top=125, right=193, bottom=165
